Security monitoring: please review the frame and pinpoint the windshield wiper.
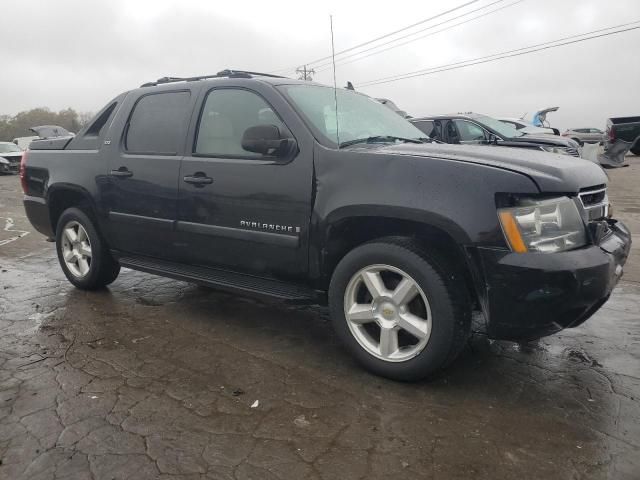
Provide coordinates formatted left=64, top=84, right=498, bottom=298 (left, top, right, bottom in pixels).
left=339, top=135, right=424, bottom=148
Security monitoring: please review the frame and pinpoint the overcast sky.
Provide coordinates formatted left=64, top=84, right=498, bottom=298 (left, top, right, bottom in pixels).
left=2, top=0, right=638, bottom=130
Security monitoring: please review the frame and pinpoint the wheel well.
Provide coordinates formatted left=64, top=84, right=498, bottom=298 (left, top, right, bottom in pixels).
left=322, top=216, right=478, bottom=306
left=48, top=189, right=93, bottom=232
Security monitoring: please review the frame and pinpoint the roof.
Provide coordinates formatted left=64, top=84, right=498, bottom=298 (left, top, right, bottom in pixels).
left=411, top=113, right=485, bottom=121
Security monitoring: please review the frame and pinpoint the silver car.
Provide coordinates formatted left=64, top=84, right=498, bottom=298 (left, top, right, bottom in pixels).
left=562, top=128, right=605, bottom=146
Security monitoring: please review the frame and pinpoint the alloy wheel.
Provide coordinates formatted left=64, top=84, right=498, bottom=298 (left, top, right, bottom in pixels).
left=343, top=264, right=432, bottom=362
left=61, top=221, right=92, bottom=278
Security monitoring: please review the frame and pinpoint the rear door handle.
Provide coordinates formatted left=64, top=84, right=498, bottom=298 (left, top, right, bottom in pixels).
left=183, top=173, right=213, bottom=186
left=109, top=167, right=133, bottom=178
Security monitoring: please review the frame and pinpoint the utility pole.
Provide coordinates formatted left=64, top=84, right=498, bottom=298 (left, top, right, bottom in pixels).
left=296, top=65, right=315, bottom=81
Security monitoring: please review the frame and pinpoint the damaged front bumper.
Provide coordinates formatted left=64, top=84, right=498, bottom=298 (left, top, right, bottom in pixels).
left=0, top=161, right=19, bottom=174
left=473, top=220, right=631, bottom=340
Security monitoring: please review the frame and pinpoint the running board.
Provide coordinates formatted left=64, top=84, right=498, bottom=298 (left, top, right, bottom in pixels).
left=117, top=255, right=323, bottom=304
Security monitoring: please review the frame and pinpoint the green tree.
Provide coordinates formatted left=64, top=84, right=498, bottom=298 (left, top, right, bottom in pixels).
left=0, top=107, right=85, bottom=141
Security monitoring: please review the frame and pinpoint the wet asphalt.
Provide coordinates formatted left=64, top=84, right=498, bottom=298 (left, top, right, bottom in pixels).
left=0, top=157, right=639, bottom=480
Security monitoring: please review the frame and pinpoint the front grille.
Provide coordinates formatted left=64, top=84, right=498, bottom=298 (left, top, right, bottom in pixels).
left=579, top=184, right=608, bottom=221
left=566, top=147, right=580, bottom=157
left=2, top=156, right=21, bottom=165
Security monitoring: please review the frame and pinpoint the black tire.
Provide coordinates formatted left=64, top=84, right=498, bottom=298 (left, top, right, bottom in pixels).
left=631, top=143, right=640, bottom=156
left=571, top=138, right=584, bottom=147
left=55, top=207, right=120, bottom=290
left=328, top=237, right=471, bottom=381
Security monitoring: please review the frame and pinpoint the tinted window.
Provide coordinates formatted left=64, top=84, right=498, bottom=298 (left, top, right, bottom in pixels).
left=85, top=102, right=118, bottom=137
left=195, top=89, right=286, bottom=158
left=413, top=120, right=434, bottom=136
left=454, top=120, right=486, bottom=142
left=125, top=91, right=191, bottom=155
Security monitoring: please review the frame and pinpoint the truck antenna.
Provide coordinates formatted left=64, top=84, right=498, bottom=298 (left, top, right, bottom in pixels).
left=330, top=15, right=340, bottom=146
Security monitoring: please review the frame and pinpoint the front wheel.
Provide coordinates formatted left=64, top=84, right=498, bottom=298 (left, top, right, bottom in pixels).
left=329, top=238, right=471, bottom=381
left=56, top=207, right=120, bottom=290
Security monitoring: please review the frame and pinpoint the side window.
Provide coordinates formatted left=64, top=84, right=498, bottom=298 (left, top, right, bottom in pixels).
left=453, top=120, right=486, bottom=142
left=195, top=89, right=286, bottom=158
left=413, top=121, right=434, bottom=136
left=125, top=91, right=191, bottom=155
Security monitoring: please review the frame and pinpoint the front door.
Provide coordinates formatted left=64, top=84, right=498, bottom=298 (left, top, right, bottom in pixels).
left=175, top=87, right=313, bottom=279
left=452, top=119, right=489, bottom=144
left=102, top=90, right=194, bottom=259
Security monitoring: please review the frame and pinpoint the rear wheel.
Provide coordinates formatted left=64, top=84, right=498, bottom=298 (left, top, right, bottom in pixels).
left=329, top=238, right=471, bottom=381
left=55, top=208, right=120, bottom=290
left=631, top=142, right=640, bottom=156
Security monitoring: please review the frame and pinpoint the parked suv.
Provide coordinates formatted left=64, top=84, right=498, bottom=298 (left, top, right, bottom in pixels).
left=22, top=70, right=631, bottom=380
left=563, top=128, right=606, bottom=146
left=412, top=113, right=582, bottom=157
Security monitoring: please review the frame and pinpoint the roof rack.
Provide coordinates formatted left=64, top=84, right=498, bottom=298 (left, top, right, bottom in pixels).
left=140, top=69, right=286, bottom=87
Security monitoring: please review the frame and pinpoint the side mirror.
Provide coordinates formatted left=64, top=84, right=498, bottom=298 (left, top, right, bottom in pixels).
left=487, top=133, right=498, bottom=145
left=241, top=124, right=295, bottom=157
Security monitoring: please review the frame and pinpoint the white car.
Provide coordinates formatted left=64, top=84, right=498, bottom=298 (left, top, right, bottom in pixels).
left=11, top=136, right=39, bottom=150
left=498, top=118, right=556, bottom=136
left=0, top=142, right=23, bottom=174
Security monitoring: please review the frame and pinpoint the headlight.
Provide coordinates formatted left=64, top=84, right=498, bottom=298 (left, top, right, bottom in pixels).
left=540, top=145, right=572, bottom=155
left=498, top=197, right=587, bottom=253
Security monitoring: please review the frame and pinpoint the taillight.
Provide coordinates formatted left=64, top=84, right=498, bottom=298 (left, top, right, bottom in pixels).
left=20, top=150, right=28, bottom=193
left=607, top=127, right=615, bottom=142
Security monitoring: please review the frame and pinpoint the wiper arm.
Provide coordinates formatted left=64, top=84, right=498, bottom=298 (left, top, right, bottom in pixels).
left=339, top=135, right=423, bottom=148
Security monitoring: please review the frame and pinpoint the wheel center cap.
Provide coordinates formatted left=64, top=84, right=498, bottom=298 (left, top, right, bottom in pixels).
left=380, top=303, right=396, bottom=319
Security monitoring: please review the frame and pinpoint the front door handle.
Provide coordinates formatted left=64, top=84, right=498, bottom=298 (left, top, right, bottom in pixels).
left=183, top=173, right=213, bottom=186
left=109, top=167, right=133, bottom=178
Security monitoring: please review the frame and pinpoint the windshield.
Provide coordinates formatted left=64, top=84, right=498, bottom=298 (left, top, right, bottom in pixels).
left=0, top=143, right=22, bottom=153
left=475, top=115, right=524, bottom=138
left=278, top=84, right=424, bottom=147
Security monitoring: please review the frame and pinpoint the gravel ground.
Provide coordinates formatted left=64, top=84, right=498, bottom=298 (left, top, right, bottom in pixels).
left=0, top=156, right=639, bottom=479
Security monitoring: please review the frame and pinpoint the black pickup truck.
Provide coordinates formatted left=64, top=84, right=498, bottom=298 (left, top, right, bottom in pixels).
left=21, top=70, right=631, bottom=380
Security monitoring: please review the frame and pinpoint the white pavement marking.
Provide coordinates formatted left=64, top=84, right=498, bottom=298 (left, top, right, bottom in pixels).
left=0, top=216, right=30, bottom=246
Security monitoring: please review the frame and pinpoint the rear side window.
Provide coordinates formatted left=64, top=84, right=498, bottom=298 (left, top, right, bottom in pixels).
left=125, top=91, right=191, bottom=155
left=85, top=102, right=118, bottom=137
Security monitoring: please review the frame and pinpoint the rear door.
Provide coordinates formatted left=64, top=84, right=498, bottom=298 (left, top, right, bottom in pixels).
left=175, top=85, right=313, bottom=278
left=101, top=89, right=195, bottom=259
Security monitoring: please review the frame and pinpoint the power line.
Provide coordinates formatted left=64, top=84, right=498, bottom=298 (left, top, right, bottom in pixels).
left=268, top=0, right=481, bottom=74
left=313, top=0, right=520, bottom=73
left=305, top=0, right=481, bottom=65
left=357, top=22, right=640, bottom=87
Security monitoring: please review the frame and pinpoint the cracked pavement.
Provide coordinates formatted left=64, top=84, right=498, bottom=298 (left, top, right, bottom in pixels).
left=1, top=157, right=639, bottom=479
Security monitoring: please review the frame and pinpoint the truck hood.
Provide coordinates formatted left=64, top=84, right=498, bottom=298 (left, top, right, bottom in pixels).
left=504, top=134, right=574, bottom=147
left=374, top=143, right=607, bottom=193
